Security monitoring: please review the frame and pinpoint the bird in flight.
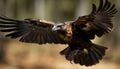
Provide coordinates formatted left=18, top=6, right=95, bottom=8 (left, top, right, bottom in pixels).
left=0, top=0, right=117, bottom=66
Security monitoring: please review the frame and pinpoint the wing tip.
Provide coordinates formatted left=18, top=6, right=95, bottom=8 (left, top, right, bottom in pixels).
left=91, top=0, right=118, bottom=15
left=91, top=4, right=97, bottom=14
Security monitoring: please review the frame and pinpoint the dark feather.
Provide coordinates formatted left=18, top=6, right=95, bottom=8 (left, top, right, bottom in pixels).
left=0, top=24, right=16, bottom=27
left=0, top=16, right=22, bottom=22
left=0, top=16, right=66, bottom=44
left=91, top=4, right=97, bottom=14
left=102, top=0, right=108, bottom=11
left=107, top=4, right=115, bottom=12
left=6, top=31, right=23, bottom=38
left=97, top=0, right=103, bottom=12
left=60, top=43, right=107, bottom=66
left=72, top=0, right=117, bottom=38
left=104, top=2, right=111, bottom=11
left=0, top=28, right=18, bottom=32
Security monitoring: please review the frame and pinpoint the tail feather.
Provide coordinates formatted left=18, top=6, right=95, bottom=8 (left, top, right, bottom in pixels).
left=90, top=48, right=100, bottom=62
left=76, top=54, right=85, bottom=65
left=89, top=48, right=99, bottom=65
left=60, top=44, right=107, bottom=66
left=85, top=54, right=93, bottom=66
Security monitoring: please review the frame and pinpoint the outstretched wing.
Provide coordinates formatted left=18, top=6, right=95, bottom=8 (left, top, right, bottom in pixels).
left=72, top=0, right=117, bottom=37
left=0, top=17, right=66, bottom=44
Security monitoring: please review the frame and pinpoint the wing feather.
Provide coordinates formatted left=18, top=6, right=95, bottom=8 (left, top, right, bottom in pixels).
left=91, top=4, right=97, bottom=14
left=0, top=17, right=66, bottom=44
left=72, top=0, right=117, bottom=37
left=97, top=0, right=103, bottom=12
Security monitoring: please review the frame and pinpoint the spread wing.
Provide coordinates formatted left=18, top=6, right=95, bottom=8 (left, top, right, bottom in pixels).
left=0, top=17, right=66, bottom=44
left=72, top=0, right=117, bottom=37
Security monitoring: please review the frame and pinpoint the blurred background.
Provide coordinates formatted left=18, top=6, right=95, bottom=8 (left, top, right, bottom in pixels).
left=0, top=0, right=120, bottom=69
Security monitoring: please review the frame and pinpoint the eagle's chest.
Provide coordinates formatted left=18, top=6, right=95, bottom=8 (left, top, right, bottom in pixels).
left=69, top=30, right=91, bottom=46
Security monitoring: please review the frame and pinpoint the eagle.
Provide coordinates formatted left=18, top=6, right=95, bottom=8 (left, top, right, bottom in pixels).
left=0, top=0, right=117, bottom=66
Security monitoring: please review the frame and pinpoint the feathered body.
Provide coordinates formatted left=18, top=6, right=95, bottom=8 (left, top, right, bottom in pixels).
left=0, top=0, right=117, bottom=66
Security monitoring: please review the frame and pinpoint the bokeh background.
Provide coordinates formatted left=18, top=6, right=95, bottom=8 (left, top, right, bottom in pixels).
left=0, top=0, right=120, bottom=69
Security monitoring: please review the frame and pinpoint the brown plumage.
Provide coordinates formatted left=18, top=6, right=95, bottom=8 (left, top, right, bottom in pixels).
left=0, top=0, right=117, bottom=66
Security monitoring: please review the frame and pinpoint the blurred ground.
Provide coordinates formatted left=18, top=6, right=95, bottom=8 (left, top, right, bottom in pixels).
left=0, top=59, right=120, bottom=69
left=0, top=40, right=120, bottom=69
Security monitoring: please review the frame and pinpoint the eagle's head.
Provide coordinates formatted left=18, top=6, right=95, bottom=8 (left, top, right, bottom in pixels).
left=52, top=22, right=73, bottom=41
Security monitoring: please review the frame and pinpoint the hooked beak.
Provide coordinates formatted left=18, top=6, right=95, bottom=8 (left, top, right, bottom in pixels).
left=52, top=26, right=60, bottom=31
